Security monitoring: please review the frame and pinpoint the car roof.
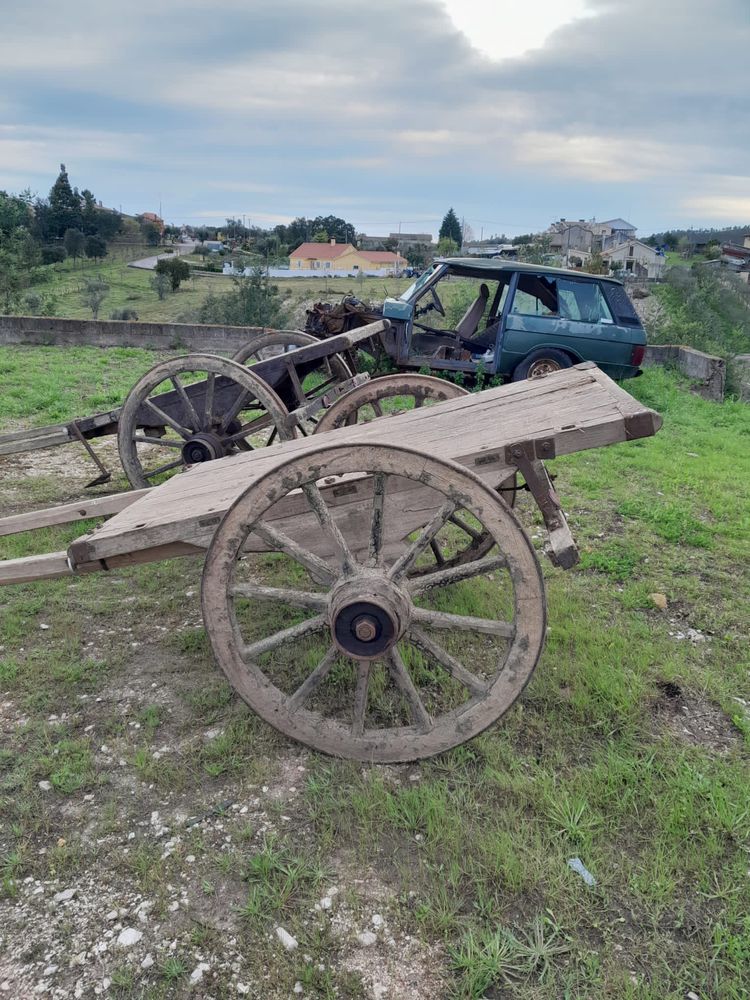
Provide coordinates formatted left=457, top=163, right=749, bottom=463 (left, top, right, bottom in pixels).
left=435, top=257, right=624, bottom=285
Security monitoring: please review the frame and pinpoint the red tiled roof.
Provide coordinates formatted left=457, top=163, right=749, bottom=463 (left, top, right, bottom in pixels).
left=289, top=242, right=353, bottom=259
left=359, top=250, right=406, bottom=262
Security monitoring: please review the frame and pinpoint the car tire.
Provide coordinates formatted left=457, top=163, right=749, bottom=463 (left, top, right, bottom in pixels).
left=511, top=348, right=574, bottom=382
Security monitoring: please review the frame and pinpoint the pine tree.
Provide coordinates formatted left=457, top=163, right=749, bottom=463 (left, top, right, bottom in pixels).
left=48, top=164, right=82, bottom=237
left=439, top=208, right=462, bottom=247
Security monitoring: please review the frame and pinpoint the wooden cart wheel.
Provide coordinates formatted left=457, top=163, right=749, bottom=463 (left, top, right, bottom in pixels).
left=118, top=354, right=293, bottom=490
left=312, top=373, right=467, bottom=434
left=201, top=442, right=546, bottom=763
left=233, top=331, right=352, bottom=435
left=313, top=373, right=518, bottom=572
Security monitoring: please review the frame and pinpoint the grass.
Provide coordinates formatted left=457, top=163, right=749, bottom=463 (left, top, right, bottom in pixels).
left=0, top=353, right=748, bottom=996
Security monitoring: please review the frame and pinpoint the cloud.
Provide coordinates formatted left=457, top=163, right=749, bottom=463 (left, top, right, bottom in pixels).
left=0, top=0, right=748, bottom=232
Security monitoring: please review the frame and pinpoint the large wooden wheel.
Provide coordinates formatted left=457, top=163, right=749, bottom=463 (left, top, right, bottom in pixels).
left=233, top=331, right=352, bottom=434
left=312, top=373, right=467, bottom=434
left=201, top=442, right=546, bottom=763
left=117, top=354, right=293, bottom=490
left=314, top=373, right=518, bottom=574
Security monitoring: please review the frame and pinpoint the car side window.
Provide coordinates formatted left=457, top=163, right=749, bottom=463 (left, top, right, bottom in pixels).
left=509, top=274, right=558, bottom=317
left=557, top=279, right=614, bottom=324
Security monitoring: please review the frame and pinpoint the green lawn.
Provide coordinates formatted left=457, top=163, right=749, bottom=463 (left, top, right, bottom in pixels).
left=0, top=359, right=748, bottom=998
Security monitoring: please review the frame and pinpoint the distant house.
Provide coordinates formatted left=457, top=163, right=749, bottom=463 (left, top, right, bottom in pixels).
left=595, top=219, right=637, bottom=250
left=289, top=240, right=407, bottom=274
left=601, top=239, right=665, bottom=279
left=547, top=218, right=638, bottom=255
left=203, top=240, right=225, bottom=253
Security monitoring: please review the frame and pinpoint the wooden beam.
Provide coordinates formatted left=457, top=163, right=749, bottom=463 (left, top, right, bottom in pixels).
left=0, top=490, right=150, bottom=538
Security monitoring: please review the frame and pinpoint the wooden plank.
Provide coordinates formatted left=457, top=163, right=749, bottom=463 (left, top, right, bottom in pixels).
left=0, top=426, right=71, bottom=454
left=0, top=551, right=73, bottom=585
left=65, top=364, right=661, bottom=570
left=0, top=490, right=149, bottom=538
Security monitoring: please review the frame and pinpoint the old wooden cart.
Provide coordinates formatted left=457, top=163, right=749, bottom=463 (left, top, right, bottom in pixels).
left=0, top=363, right=661, bottom=763
left=0, top=322, right=386, bottom=489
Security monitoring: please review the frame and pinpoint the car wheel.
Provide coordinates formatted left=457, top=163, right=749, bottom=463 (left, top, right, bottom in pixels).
left=511, top=348, right=574, bottom=382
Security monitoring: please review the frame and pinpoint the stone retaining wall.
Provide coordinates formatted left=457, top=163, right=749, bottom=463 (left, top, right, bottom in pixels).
left=643, top=344, right=726, bottom=402
left=0, top=315, right=296, bottom=353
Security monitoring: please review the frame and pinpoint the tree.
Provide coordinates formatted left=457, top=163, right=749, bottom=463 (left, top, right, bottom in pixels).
left=81, top=278, right=109, bottom=318
left=436, top=236, right=459, bottom=257
left=312, top=229, right=329, bottom=243
left=0, top=191, right=32, bottom=236
left=408, top=243, right=432, bottom=269
left=154, top=256, right=190, bottom=291
left=150, top=271, right=171, bottom=300
left=0, top=227, right=41, bottom=311
left=48, top=164, right=83, bottom=238
left=140, top=221, right=161, bottom=246
left=439, top=208, right=462, bottom=247
left=41, top=245, right=67, bottom=265
left=197, top=267, right=289, bottom=327
left=85, top=234, right=108, bottom=262
left=64, top=227, right=85, bottom=266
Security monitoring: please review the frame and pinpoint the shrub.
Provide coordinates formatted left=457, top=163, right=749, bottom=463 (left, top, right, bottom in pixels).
left=41, top=246, right=67, bottom=265
left=109, top=308, right=139, bottom=320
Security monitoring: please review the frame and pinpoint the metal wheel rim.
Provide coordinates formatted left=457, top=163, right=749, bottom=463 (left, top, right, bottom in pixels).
left=527, top=359, right=562, bottom=380
left=201, top=442, right=546, bottom=763
left=117, top=353, right=293, bottom=490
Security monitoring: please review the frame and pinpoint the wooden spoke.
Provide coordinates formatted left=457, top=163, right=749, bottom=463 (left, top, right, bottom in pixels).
left=241, top=615, right=326, bottom=662
left=414, top=395, right=424, bottom=408
left=429, top=538, right=445, bottom=567
left=372, top=400, right=384, bottom=417
left=133, top=435, right=183, bottom=448
left=388, top=500, right=457, bottom=581
left=222, top=412, right=276, bottom=444
left=143, top=457, right=185, bottom=479
left=252, top=520, right=336, bottom=584
left=230, top=583, right=327, bottom=611
left=387, top=648, right=432, bottom=732
left=449, top=512, right=484, bottom=541
left=170, top=374, right=201, bottom=431
left=143, top=398, right=191, bottom=440
left=219, top=387, right=252, bottom=433
left=203, top=372, right=216, bottom=430
left=368, top=472, right=386, bottom=567
left=302, top=483, right=355, bottom=575
left=408, top=554, right=508, bottom=596
left=408, top=626, right=488, bottom=697
left=411, top=607, right=515, bottom=638
left=351, top=660, right=371, bottom=736
left=288, top=645, right=339, bottom=713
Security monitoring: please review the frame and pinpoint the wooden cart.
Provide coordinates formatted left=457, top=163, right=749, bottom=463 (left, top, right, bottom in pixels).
left=0, top=322, right=385, bottom=489
left=0, top=363, right=661, bottom=763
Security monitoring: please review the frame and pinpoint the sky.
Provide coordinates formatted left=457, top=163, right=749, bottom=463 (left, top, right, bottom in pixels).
left=0, top=0, right=748, bottom=239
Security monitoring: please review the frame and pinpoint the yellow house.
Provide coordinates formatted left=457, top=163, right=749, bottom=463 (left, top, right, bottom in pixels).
left=289, top=240, right=407, bottom=272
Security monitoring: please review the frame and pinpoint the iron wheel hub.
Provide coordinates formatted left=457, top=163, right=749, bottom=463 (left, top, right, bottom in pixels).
left=181, top=431, right=226, bottom=465
left=328, top=574, right=411, bottom=659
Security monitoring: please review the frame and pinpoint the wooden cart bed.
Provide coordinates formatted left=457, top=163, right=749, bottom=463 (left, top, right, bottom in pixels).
left=58, top=362, right=659, bottom=573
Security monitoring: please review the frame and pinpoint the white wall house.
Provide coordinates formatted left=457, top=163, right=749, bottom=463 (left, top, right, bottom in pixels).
left=601, top=240, right=665, bottom=279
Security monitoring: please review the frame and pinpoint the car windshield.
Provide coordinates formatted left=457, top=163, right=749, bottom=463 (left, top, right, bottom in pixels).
left=400, top=264, right=440, bottom=301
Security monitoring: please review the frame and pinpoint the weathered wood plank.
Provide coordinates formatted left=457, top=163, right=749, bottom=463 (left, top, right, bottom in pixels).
left=0, top=551, right=73, bottom=585
left=0, top=490, right=149, bottom=538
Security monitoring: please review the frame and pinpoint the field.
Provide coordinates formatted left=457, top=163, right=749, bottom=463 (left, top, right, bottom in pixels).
left=25, top=253, right=412, bottom=326
left=0, top=347, right=749, bottom=998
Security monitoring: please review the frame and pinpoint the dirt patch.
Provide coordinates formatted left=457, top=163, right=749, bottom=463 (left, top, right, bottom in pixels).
left=652, top=680, right=741, bottom=753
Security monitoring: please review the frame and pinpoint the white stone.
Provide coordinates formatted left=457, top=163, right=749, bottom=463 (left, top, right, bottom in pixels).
left=275, top=927, right=298, bottom=951
left=54, top=888, right=76, bottom=902
left=318, top=897, right=332, bottom=910
left=140, top=955, right=154, bottom=970
left=185, top=855, right=196, bottom=863
left=116, top=928, right=143, bottom=948
left=38, top=781, right=52, bottom=791
left=371, top=914, right=383, bottom=928
left=236, top=986, right=250, bottom=996
left=357, top=931, right=377, bottom=947
left=42, top=966, right=58, bottom=976
left=189, top=963, right=210, bottom=986
left=105, top=910, right=118, bottom=921
left=293, top=984, right=303, bottom=995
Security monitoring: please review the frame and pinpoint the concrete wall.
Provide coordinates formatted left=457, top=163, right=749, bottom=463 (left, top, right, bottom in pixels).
left=734, top=355, right=750, bottom=402
left=643, top=344, right=726, bottom=401
left=0, top=315, right=299, bottom=353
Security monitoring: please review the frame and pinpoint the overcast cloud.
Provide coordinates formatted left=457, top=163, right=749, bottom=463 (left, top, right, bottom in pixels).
left=1, top=0, right=747, bottom=236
